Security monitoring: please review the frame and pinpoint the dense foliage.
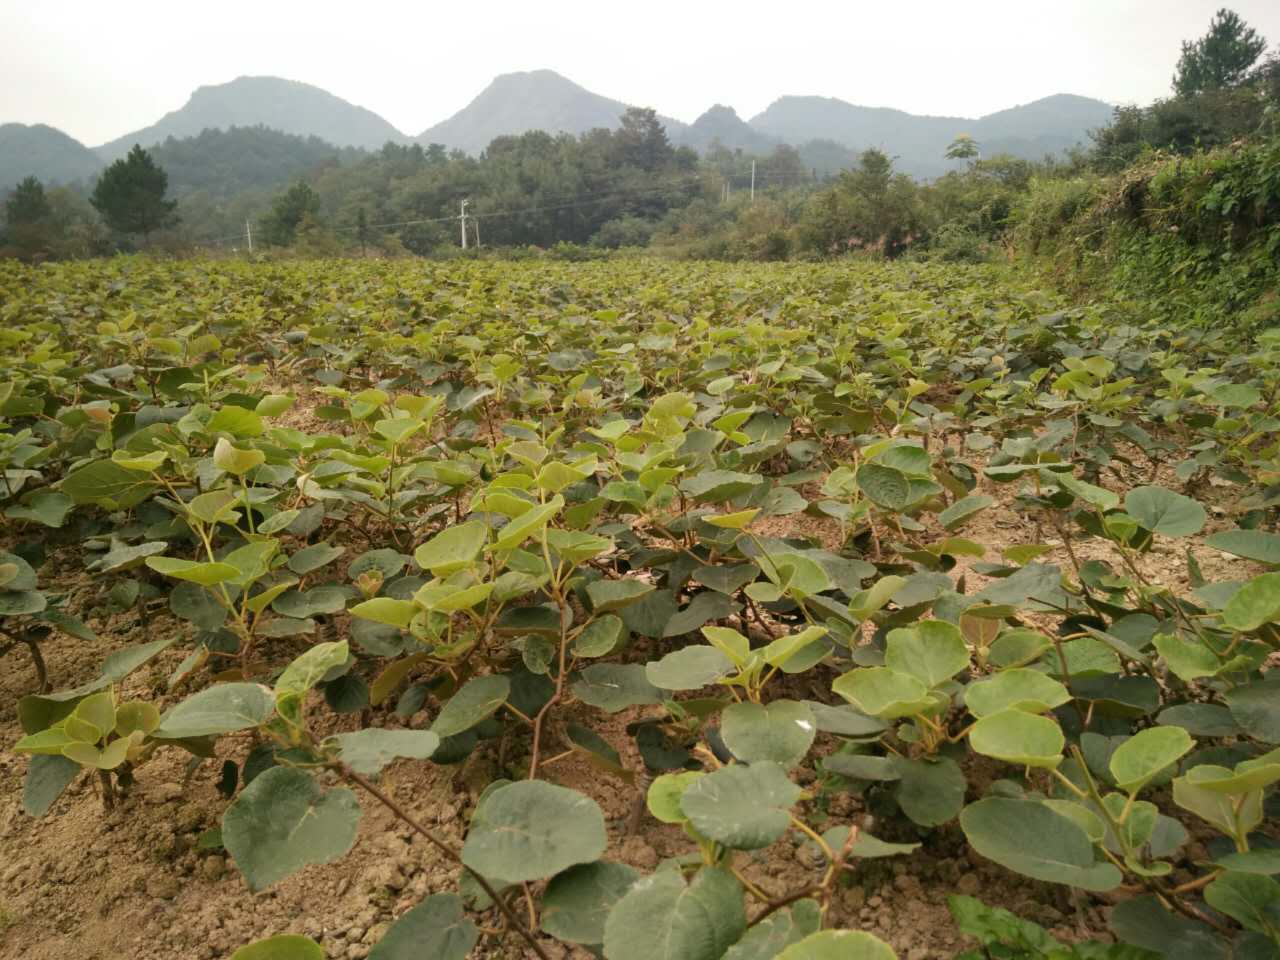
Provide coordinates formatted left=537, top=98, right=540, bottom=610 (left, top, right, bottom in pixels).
left=90, top=145, right=179, bottom=240
left=2, top=256, right=1278, bottom=959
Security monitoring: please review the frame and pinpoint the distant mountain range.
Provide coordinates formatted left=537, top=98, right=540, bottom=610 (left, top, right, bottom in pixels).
left=1, top=71, right=1115, bottom=191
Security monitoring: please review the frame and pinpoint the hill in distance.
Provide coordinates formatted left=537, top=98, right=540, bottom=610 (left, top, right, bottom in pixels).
left=95, top=76, right=409, bottom=160
left=1, top=123, right=103, bottom=190
left=750, top=92, right=1114, bottom=177
left=418, top=70, right=688, bottom=155
left=148, top=125, right=365, bottom=201
left=679, top=105, right=779, bottom=154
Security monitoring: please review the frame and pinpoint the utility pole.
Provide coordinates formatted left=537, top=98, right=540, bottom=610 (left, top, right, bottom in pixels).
left=460, top=199, right=469, bottom=250
left=473, top=215, right=481, bottom=248
left=750, top=160, right=756, bottom=203
left=245, top=220, right=253, bottom=254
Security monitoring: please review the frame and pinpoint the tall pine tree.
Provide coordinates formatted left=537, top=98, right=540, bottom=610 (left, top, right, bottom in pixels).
left=90, top=145, right=178, bottom=240
left=1173, top=8, right=1267, bottom=96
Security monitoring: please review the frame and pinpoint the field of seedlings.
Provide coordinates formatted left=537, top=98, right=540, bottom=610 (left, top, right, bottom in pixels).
left=0, top=256, right=1277, bottom=960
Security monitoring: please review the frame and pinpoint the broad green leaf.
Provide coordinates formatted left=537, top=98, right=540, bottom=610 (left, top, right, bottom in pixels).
left=368, top=893, right=477, bottom=960
left=546, top=528, right=614, bottom=564
left=586, top=577, right=656, bottom=612
left=645, top=646, right=734, bottom=691
left=276, top=641, right=348, bottom=699
left=573, top=614, right=627, bottom=658
left=1203, top=872, right=1280, bottom=935
left=816, top=826, right=920, bottom=860
left=213, top=437, right=265, bottom=475
left=1109, top=726, right=1194, bottom=793
left=271, top=585, right=351, bottom=618
left=646, top=771, right=704, bottom=823
left=1216, top=850, right=1280, bottom=875
left=287, top=541, right=344, bottom=575
left=146, top=556, right=240, bottom=585
left=722, top=901, right=821, bottom=960
left=1221, top=573, right=1280, bottom=632
left=5, top=490, right=75, bottom=528
left=22, top=754, right=80, bottom=817
left=572, top=664, right=663, bottom=712
left=856, top=463, right=910, bottom=510
left=969, top=709, right=1065, bottom=769
left=154, top=683, right=274, bottom=738
left=720, top=700, right=816, bottom=768
left=937, top=494, right=994, bottom=531
left=1184, top=751, right=1280, bottom=794
left=1224, top=678, right=1280, bottom=743
left=701, top=625, right=750, bottom=665
left=1154, top=633, right=1224, bottom=681
left=60, top=460, right=157, bottom=507
left=832, top=667, right=931, bottom=719
left=1124, top=486, right=1206, bottom=538
left=492, top=495, right=563, bottom=550
left=222, top=767, right=360, bottom=892
left=848, top=575, right=905, bottom=622
left=1050, top=471, right=1120, bottom=510
left=603, top=866, right=746, bottom=960
left=207, top=405, right=264, bottom=438
left=1205, top=529, right=1280, bottom=565
left=0, top=588, right=46, bottom=615
left=541, top=860, right=640, bottom=944
left=705, top=508, right=759, bottom=530
left=896, top=757, right=962, bottom=829
left=373, top=417, right=424, bottom=444
left=350, top=597, right=417, bottom=629
left=88, top=540, right=168, bottom=574
left=776, top=931, right=898, bottom=960
left=680, top=762, right=800, bottom=849
left=884, top=620, right=969, bottom=687
left=761, top=625, right=828, bottom=669
left=1174, top=771, right=1263, bottom=834
left=414, top=521, right=487, bottom=575
left=959, top=798, right=1122, bottom=891
left=461, top=780, right=606, bottom=882
left=682, top=469, right=762, bottom=504
left=430, top=675, right=510, bottom=737
left=964, top=669, right=1071, bottom=717
left=329, top=729, right=440, bottom=776
left=114, top=701, right=160, bottom=736
left=231, top=935, right=324, bottom=960
left=255, top=394, right=295, bottom=417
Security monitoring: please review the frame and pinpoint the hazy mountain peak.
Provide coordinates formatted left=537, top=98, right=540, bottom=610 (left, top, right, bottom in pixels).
left=417, top=69, right=687, bottom=155
left=1, top=122, right=103, bottom=189
left=94, top=75, right=408, bottom=160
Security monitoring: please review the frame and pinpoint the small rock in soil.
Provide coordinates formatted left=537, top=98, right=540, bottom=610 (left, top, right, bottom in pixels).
left=146, top=873, right=181, bottom=899
left=619, top=836, right=658, bottom=870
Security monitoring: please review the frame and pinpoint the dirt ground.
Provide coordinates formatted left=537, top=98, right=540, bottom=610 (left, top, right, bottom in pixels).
left=0, top=440, right=1265, bottom=960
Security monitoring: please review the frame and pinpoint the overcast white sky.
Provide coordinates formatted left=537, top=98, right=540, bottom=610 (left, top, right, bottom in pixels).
left=3, top=0, right=1278, bottom=146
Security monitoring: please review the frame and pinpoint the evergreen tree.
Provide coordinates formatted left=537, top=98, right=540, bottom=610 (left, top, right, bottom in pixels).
left=1174, top=8, right=1267, bottom=95
left=90, top=145, right=179, bottom=240
left=5, top=176, right=52, bottom=226
left=259, top=180, right=322, bottom=246
left=2, top=176, right=56, bottom=261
